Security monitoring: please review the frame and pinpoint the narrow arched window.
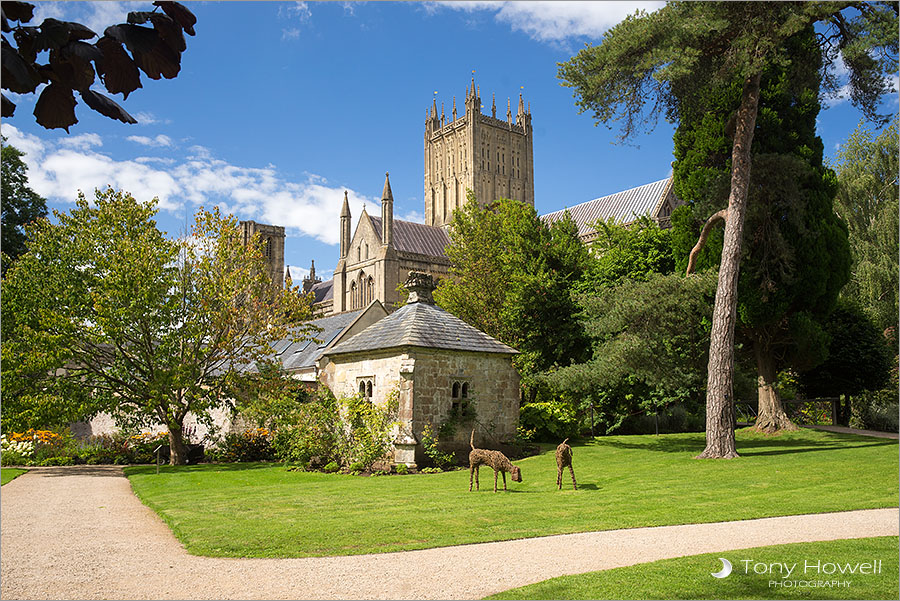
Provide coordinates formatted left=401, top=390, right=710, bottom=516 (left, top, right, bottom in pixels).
left=452, top=382, right=460, bottom=398
left=461, top=383, right=469, bottom=398
left=366, top=381, right=373, bottom=398
left=359, top=381, right=366, bottom=395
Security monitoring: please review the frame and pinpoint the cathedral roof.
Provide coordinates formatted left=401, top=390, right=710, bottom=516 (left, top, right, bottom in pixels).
left=281, top=309, right=365, bottom=371
left=542, top=177, right=673, bottom=237
left=310, top=278, right=333, bottom=303
left=323, top=300, right=517, bottom=357
left=369, top=216, right=451, bottom=259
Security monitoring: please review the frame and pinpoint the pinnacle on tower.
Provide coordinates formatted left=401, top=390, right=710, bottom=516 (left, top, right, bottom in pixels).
left=340, top=190, right=351, bottom=217
left=492, top=93, right=496, bottom=118
left=507, top=97, right=512, bottom=124
left=518, top=93, right=525, bottom=115
left=452, top=96, right=457, bottom=121
left=309, top=259, right=316, bottom=281
left=441, top=102, right=445, bottom=125
left=284, top=265, right=292, bottom=288
left=382, top=171, right=393, bottom=201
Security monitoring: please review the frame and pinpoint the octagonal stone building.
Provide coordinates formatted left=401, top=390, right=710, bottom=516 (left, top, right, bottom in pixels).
left=317, top=273, right=520, bottom=467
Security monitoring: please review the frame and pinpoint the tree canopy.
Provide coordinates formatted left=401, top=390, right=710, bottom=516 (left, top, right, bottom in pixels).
left=435, top=195, right=590, bottom=390
left=832, top=116, right=899, bottom=337
left=1, top=1, right=197, bottom=130
left=1, top=136, right=46, bottom=269
left=558, top=1, right=897, bottom=458
left=1, top=189, right=313, bottom=463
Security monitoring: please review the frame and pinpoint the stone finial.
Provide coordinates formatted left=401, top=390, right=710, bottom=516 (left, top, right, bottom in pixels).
left=452, top=96, right=457, bottom=121
left=491, top=93, right=496, bottom=118
left=405, top=271, right=435, bottom=305
left=340, top=190, right=351, bottom=217
left=284, top=265, right=292, bottom=289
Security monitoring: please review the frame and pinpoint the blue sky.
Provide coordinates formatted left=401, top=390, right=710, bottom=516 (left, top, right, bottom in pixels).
left=3, top=1, right=896, bottom=284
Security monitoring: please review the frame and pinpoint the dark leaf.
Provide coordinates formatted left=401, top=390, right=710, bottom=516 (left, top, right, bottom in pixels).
left=104, top=23, right=156, bottom=55
left=80, top=88, right=137, bottom=124
left=2, top=92, right=15, bottom=117
left=49, top=47, right=94, bottom=91
left=126, top=11, right=155, bottom=25
left=1, top=37, right=39, bottom=93
left=2, top=2, right=34, bottom=24
left=62, top=40, right=102, bottom=63
left=133, top=40, right=180, bottom=80
left=95, top=36, right=142, bottom=99
left=12, top=25, right=38, bottom=62
left=153, top=1, right=196, bottom=36
left=35, top=18, right=70, bottom=51
left=65, top=21, right=97, bottom=42
left=147, top=13, right=185, bottom=53
left=33, top=82, right=77, bottom=132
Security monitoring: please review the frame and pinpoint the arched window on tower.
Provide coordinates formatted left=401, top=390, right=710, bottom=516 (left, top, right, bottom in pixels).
left=350, top=281, right=357, bottom=309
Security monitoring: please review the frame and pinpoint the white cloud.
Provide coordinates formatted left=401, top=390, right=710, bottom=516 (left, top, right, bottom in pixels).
left=30, top=1, right=145, bottom=40
left=0, top=124, right=376, bottom=246
left=58, top=133, right=104, bottom=150
left=400, top=210, right=425, bottom=224
left=127, top=134, right=173, bottom=147
left=432, top=1, right=663, bottom=42
left=282, top=27, right=301, bottom=40
left=279, top=1, right=311, bottom=40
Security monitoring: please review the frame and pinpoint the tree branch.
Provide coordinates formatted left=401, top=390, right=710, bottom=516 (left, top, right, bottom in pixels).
left=686, top=209, right=729, bottom=275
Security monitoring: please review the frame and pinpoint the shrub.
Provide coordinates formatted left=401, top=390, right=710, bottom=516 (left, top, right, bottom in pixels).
left=272, top=388, right=398, bottom=471
left=420, top=422, right=455, bottom=470
left=1, top=435, right=35, bottom=464
left=322, top=461, right=339, bottom=473
left=395, top=463, right=409, bottom=475
left=39, top=456, right=75, bottom=466
left=420, top=467, right=443, bottom=474
left=519, top=400, right=578, bottom=441
left=219, top=428, right=275, bottom=462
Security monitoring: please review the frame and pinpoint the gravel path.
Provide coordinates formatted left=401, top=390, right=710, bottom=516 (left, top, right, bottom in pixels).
left=2, top=466, right=897, bottom=600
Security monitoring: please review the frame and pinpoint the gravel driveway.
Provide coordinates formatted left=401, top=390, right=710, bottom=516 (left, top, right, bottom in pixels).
left=2, top=466, right=897, bottom=600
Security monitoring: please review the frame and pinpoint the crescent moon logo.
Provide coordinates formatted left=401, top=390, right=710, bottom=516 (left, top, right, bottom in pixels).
left=711, top=558, right=733, bottom=578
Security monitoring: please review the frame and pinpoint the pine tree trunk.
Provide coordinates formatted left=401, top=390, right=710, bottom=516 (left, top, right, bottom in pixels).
left=696, top=72, right=762, bottom=460
left=753, top=341, right=798, bottom=434
left=167, top=424, right=188, bottom=465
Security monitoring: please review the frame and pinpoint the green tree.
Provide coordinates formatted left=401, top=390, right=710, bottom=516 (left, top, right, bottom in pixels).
left=548, top=271, right=719, bottom=432
left=833, top=117, right=899, bottom=336
left=1, top=188, right=313, bottom=463
left=799, top=301, right=892, bottom=425
left=558, top=1, right=897, bottom=457
left=1, top=137, right=47, bottom=269
left=576, top=216, right=674, bottom=294
left=670, top=27, right=851, bottom=434
left=435, top=195, right=591, bottom=393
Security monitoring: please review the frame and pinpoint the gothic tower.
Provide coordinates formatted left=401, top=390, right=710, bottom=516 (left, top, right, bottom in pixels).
left=239, top=220, right=285, bottom=288
left=424, top=76, right=534, bottom=228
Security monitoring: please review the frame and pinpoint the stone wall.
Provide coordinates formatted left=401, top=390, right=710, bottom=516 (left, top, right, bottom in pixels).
left=320, top=346, right=520, bottom=466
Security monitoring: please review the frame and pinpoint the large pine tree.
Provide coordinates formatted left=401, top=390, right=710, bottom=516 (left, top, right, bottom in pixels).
left=671, top=27, right=851, bottom=433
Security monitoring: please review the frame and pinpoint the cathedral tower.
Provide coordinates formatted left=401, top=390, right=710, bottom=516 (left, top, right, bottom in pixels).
left=239, top=220, right=285, bottom=288
left=424, top=76, right=534, bottom=228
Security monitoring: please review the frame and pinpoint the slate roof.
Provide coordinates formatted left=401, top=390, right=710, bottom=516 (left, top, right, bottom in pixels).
left=323, top=301, right=516, bottom=356
left=369, top=216, right=451, bottom=259
left=542, top=178, right=672, bottom=237
left=280, top=309, right=364, bottom=371
left=310, top=278, right=334, bottom=303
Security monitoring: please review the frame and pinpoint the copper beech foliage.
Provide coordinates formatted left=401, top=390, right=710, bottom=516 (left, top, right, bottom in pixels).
left=1, top=0, right=196, bottom=130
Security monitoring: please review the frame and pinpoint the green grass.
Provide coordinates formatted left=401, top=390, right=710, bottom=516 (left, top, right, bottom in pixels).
left=486, top=536, right=900, bottom=600
left=1, top=468, right=27, bottom=485
left=124, top=428, right=898, bottom=558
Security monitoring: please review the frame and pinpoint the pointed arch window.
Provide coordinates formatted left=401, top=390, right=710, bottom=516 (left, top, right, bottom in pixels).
left=357, top=377, right=374, bottom=400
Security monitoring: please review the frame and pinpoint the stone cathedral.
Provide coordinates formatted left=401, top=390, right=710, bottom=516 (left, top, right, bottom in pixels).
left=284, top=77, right=680, bottom=316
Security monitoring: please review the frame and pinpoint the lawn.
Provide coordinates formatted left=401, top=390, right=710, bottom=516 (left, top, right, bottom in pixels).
left=125, top=428, right=898, bottom=558
left=1, top=468, right=27, bottom=485
left=486, top=536, right=900, bottom=600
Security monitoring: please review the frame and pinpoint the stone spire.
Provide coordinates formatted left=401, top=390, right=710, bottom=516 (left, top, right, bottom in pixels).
left=441, top=102, right=445, bottom=126
left=507, top=97, right=512, bottom=125
left=339, top=190, right=351, bottom=259
left=405, top=271, right=435, bottom=305
left=284, top=265, right=292, bottom=289
left=381, top=172, right=393, bottom=247
left=302, top=259, right=322, bottom=294
left=491, top=93, right=496, bottom=118
left=452, top=96, right=457, bottom=121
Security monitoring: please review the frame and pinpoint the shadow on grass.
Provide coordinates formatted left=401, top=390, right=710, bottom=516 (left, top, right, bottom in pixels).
left=124, top=462, right=282, bottom=476
left=593, top=431, right=896, bottom=456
